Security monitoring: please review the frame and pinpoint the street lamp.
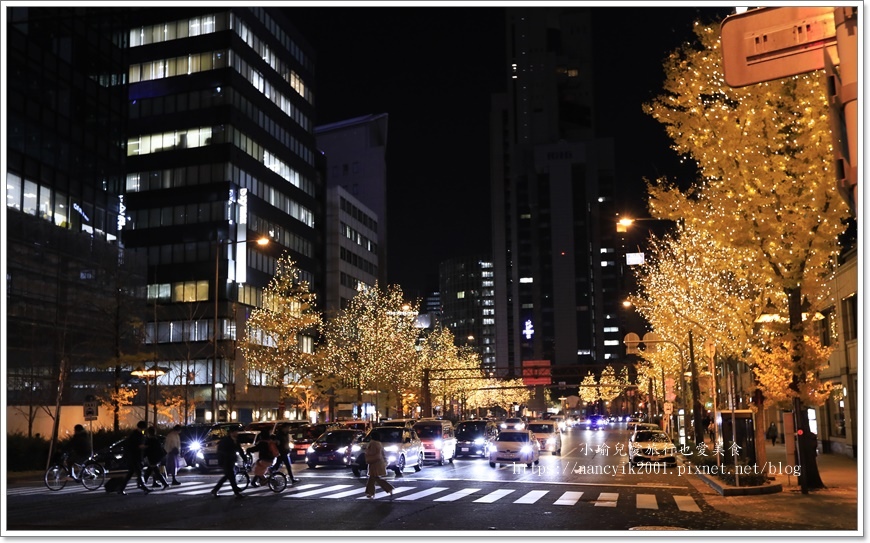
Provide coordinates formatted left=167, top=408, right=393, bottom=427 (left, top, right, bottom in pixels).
left=131, top=364, right=168, bottom=427
left=212, top=236, right=269, bottom=422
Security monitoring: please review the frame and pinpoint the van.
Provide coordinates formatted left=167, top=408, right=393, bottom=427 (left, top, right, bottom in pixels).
left=412, top=419, right=456, bottom=465
left=455, top=419, right=499, bottom=458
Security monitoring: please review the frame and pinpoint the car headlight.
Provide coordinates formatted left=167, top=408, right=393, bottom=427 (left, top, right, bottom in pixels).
left=307, top=446, right=314, bottom=454
left=516, top=423, right=525, bottom=430
left=500, top=423, right=507, bottom=429
left=189, top=442, right=202, bottom=452
left=352, top=444, right=361, bottom=452
left=520, top=445, right=532, bottom=454
left=384, top=445, right=399, bottom=453
left=196, top=451, right=204, bottom=460
left=434, top=439, right=442, bottom=448
left=336, top=446, right=347, bottom=454
left=474, top=438, right=485, bottom=445
left=546, top=437, right=555, bottom=444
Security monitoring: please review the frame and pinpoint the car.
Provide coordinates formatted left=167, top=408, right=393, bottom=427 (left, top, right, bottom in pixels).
left=304, top=429, right=365, bottom=469
left=586, top=416, right=606, bottom=431
left=500, top=417, right=526, bottom=430
left=627, top=421, right=660, bottom=434
left=527, top=420, right=562, bottom=455
left=243, top=419, right=308, bottom=437
left=180, top=423, right=241, bottom=467
left=194, top=429, right=257, bottom=472
left=339, top=420, right=372, bottom=433
left=489, top=429, right=540, bottom=468
left=91, top=438, right=129, bottom=471
left=413, top=419, right=456, bottom=465
left=350, top=426, right=424, bottom=477
left=378, top=418, right=417, bottom=429
left=549, top=416, right=568, bottom=432
left=287, top=423, right=341, bottom=462
left=628, top=429, right=677, bottom=466
left=454, top=419, right=499, bottom=458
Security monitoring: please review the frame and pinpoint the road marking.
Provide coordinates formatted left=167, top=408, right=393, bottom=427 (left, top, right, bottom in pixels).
left=433, top=488, right=480, bottom=502
left=286, top=484, right=352, bottom=498
left=553, top=491, right=584, bottom=505
left=395, top=487, right=449, bottom=500
left=474, top=489, right=515, bottom=503
left=358, top=486, right=416, bottom=499
left=673, top=495, right=702, bottom=512
left=595, top=492, right=619, bottom=507
left=514, top=490, right=548, bottom=504
left=323, top=486, right=369, bottom=499
left=636, top=494, right=658, bottom=509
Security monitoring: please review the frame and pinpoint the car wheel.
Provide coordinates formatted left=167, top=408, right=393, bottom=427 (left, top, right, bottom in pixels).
left=489, top=461, right=496, bottom=468
left=534, top=458, right=540, bottom=465
left=394, top=454, right=406, bottom=475
left=352, top=467, right=361, bottom=477
left=307, top=463, right=316, bottom=469
left=555, top=449, right=561, bottom=456
left=414, top=452, right=423, bottom=472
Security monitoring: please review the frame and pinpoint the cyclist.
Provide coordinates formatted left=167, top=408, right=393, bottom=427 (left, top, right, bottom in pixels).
left=66, top=424, right=91, bottom=466
left=248, top=430, right=278, bottom=487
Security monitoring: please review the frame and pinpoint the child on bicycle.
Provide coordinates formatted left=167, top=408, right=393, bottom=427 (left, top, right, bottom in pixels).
left=248, top=431, right=279, bottom=487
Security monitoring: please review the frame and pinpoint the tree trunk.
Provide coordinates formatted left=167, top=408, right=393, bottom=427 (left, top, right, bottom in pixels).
left=785, top=286, right=824, bottom=492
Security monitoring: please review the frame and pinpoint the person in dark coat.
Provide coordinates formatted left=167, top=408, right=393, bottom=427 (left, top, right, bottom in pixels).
left=276, top=424, right=299, bottom=484
left=118, top=420, right=151, bottom=495
left=248, top=431, right=278, bottom=487
left=142, top=426, right=169, bottom=489
left=67, top=424, right=91, bottom=465
left=766, top=422, right=778, bottom=446
left=210, top=426, right=245, bottom=498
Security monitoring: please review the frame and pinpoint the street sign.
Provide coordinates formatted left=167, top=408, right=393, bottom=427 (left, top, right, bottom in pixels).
left=720, top=7, right=838, bottom=87
left=664, top=402, right=673, bottom=415
left=83, top=401, right=99, bottom=421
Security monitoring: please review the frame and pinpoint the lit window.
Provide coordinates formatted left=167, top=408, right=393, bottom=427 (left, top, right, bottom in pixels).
left=520, top=277, right=533, bottom=283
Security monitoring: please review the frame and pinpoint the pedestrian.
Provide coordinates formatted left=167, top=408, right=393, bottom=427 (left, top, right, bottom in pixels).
left=766, top=422, right=778, bottom=446
left=363, top=437, right=394, bottom=499
left=143, top=426, right=169, bottom=489
left=210, top=426, right=245, bottom=498
left=249, top=430, right=279, bottom=487
left=275, top=424, right=300, bottom=484
left=163, top=424, right=182, bottom=485
left=118, top=420, right=151, bottom=495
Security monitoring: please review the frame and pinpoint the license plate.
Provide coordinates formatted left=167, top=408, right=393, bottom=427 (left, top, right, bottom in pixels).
left=319, top=456, right=330, bottom=462
left=461, top=447, right=469, bottom=452
left=207, top=459, right=217, bottom=465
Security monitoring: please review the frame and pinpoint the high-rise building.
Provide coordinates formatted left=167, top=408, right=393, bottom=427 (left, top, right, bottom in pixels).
left=315, top=113, right=389, bottom=287
left=491, top=7, right=621, bottom=390
left=5, top=7, right=150, bottom=435
left=122, top=8, right=321, bottom=423
left=439, top=256, right=497, bottom=374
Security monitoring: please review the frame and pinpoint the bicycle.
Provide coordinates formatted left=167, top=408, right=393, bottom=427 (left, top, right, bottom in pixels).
left=232, top=452, right=253, bottom=490
left=44, top=452, right=106, bottom=491
left=252, top=460, right=288, bottom=493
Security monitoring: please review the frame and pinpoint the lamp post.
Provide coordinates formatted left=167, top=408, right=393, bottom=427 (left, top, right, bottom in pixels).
left=131, top=364, right=168, bottom=427
left=212, top=236, right=269, bottom=423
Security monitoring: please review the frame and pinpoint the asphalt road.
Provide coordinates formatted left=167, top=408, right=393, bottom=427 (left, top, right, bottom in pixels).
left=4, top=424, right=815, bottom=534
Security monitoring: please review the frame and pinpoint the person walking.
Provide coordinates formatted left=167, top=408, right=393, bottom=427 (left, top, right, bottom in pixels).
left=363, top=437, right=394, bottom=499
left=276, top=424, right=299, bottom=484
left=118, top=420, right=151, bottom=495
left=766, top=422, right=778, bottom=446
left=163, top=424, right=182, bottom=485
left=67, top=424, right=91, bottom=465
left=210, top=426, right=245, bottom=499
left=143, top=426, right=169, bottom=489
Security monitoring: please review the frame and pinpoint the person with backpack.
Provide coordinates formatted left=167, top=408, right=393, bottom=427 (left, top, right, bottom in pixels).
left=249, top=431, right=279, bottom=487
left=142, top=426, right=169, bottom=489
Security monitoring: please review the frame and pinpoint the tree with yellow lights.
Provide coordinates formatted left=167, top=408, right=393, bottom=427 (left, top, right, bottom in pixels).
left=578, top=371, right=600, bottom=413
left=321, top=283, right=420, bottom=419
left=466, top=378, right=530, bottom=417
left=642, top=22, right=850, bottom=490
left=240, top=254, right=322, bottom=406
left=418, top=328, right=486, bottom=418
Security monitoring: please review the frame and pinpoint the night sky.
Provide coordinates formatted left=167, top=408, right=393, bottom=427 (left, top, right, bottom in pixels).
left=287, top=5, right=734, bottom=300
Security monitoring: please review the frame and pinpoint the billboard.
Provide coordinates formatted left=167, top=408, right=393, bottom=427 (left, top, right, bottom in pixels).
left=522, top=359, right=551, bottom=386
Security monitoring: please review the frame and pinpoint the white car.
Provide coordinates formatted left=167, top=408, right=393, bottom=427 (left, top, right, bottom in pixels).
left=489, top=429, right=540, bottom=468
left=527, top=421, right=562, bottom=455
left=628, top=430, right=677, bottom=466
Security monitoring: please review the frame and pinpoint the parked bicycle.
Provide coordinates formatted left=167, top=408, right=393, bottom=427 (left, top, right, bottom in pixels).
left=44, top=452, right=106, bottom=491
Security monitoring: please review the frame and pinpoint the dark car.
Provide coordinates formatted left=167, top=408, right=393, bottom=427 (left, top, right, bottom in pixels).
left=288, top=423, right=341, bottom=462
left=93, top=434, right=166, bottom=472
left=304, top=429, right=364, bottom=469
left=455, top=419, right=499, bottom=458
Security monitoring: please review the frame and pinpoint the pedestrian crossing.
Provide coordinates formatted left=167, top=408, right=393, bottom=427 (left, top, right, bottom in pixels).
left=8, top=480, right=705, bottom=512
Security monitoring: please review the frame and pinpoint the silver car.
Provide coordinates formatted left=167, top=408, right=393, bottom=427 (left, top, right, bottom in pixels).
left=350, top=426, right=424, bottom=477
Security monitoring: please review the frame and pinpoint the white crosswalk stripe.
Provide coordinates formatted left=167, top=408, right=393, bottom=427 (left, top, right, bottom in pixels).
left=636, top=494, right=658, bottom=509
left=7, top=482, right=705, bottom=512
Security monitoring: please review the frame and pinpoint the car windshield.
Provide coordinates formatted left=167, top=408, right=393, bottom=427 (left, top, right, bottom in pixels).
left=367, top=429, right=404, bottom=443
left=497, top=432, right=529, bottom=443
left=456, top=423, right=485, bottom=438
left=634, top=431, right=671, bottom=443
left=319, top=431, right=355, bottom=445
left=528, top=424, right=555, bottom=433
left=413, top=425, right=443, bottom=438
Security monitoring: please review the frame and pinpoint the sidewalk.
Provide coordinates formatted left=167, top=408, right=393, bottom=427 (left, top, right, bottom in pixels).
left=686, top=441, right=861, bottom=532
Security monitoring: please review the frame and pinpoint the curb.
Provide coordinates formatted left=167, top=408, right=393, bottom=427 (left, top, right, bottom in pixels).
left=695, top=471, right=783, bottom=496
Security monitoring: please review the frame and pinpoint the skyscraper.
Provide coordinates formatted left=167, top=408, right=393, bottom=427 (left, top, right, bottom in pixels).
left=122, top=8, right=321, bottom=423
left=491, top=7, right=621, bottom=390
left=439, top=255, right=497, bottom=375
